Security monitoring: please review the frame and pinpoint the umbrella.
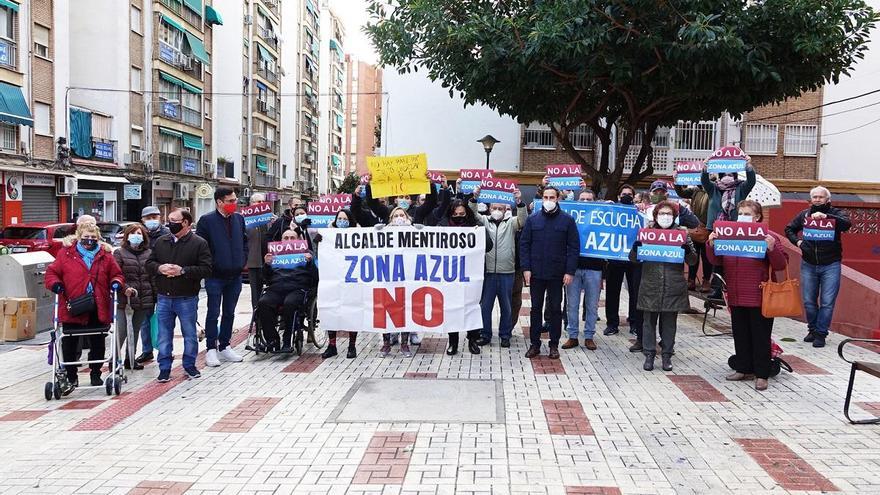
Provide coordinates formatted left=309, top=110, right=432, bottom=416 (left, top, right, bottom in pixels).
left=746, top=174, right=781, bottom=207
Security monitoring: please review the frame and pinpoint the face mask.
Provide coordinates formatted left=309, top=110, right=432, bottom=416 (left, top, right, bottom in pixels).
left=392, top=216, right=409, bottom=226
left=128, top=234, right=144, bottom=247
left=719, top=176, right=736, bottom=187
left=397, top=199, right=410, bottom=210
left=294, top=214, right=307, bottom=224
left=737, top=214, right=754, bottom=223
left=619, top=194, right=634, bottom=205
left=335, top=219, right=350, bottom=229
left=144, top=219, right=160, bottom=231
left=542, top=200, right=557, bottom=212
left=477, top=203, right=488, bottom=213
left=565, top=192, right=574, bottom=201
left=657, top=214, right=674, bottom=228
left=168, top=222, right=184, bottom=235
left=450, top=216, right=465, bottom=225
left=490, top=210, right=504, bottom=221
left=79, top=239, right=98, bottom=250
left=222, top=203, right=237, bottom=214
left=504, top=210, right=512, bottom=220
left=650, top=193, right=664, bottom=204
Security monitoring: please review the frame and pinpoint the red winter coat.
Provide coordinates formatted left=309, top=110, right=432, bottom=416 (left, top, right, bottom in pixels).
left=45, top=244, right=125, bottom=326
left=706, top=229, right=788, bottom=308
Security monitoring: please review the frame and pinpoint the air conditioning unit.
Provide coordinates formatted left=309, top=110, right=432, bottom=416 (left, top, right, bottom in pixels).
left=57, top=177, right=78, bottom=196
left=131, top=149, right=148, bottom=164
left=174, top=183, right=191, bottom=200
left=244, top=15, right=253, bottom=25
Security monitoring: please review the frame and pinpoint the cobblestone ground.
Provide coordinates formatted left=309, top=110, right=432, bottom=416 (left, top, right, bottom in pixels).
left=1, top=286, right=879, bottom=495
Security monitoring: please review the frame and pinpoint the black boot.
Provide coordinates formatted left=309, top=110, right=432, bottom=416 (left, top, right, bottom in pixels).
left=447, top=333, right=459, bottom=356
left=321, top=345, right=337, bottom=359
left=467, top=338, right=480, bottom=355
left=279, top=331, right=293, bottom=353
left=643, top=354, right=655, bottom=371
left=661, top=354, right=673, bottom=371
left=90, top=369, right=103, bottom=386
left=346, top=342, right=357, bottom=359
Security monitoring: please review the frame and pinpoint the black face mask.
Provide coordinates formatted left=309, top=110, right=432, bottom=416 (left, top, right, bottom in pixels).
left=810, top=202, right=831, bottom=214
left=168, top=222, right=184, bottom=235
left=79, top=239, right=98, bottom=250
left=619, top=194, right=634, bottom=205
left=450, top=216, right=466, bottom=225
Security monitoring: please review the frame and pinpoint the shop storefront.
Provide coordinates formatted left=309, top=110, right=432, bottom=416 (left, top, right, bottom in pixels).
left=22, top=173, right=60, bottom=222
left=1, top=168, right=73, bottom=226
left=72, top=174, right=128, bottom=222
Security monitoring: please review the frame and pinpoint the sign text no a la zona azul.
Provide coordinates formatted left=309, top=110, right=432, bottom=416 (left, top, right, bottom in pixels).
left=712, top=220, right=768, bottom=258
left=637, top=228, right=686, bottom=263
left=803, top=217, right=836, bottom=241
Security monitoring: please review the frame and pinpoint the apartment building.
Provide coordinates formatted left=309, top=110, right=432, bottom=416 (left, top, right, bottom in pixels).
left=344, top=55, right=381, bottom=175
left=315, top=2, right=344, bottom=193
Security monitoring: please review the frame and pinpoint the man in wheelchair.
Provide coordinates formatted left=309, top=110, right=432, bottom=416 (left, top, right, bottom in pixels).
left=257, top=229, right=319, bottom=353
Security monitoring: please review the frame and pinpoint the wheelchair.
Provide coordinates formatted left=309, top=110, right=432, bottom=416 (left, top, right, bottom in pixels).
left=246, top=288, right=325, bottom=357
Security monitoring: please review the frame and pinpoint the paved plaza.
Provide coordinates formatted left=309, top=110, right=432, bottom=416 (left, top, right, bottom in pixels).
left=1, top=286, right=879, bottom=495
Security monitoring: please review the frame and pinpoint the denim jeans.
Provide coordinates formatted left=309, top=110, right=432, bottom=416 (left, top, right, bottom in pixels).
left=205, top=277, right=243, bottom=351
left=139, top=312, right=154, bottom=354
left=156, top=295, right=199, bottom=371
left=565, top=269, right=602, bottom=339
left=480, top=273, right=515, bottom=341
left=800, top=261, right=841, bottom=336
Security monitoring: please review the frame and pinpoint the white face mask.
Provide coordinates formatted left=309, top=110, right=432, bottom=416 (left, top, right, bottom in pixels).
left=542, top=200, right=557, bottom=212
left=392, top=216, right=409, bottom=226
left=294, top=214, right=307, bottom=224
left=565, top=192, right=574, bottom=201
left=503, top=210, right=512, bottom=220
left=490, top=210, right=504, bottom=221
left=657, top=214, right=674, bottom=228
left=738, top=214, right=754, bottom=223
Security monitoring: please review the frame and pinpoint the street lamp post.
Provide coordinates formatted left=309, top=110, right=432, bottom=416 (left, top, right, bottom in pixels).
left=477, top=134, right=500, bottom=170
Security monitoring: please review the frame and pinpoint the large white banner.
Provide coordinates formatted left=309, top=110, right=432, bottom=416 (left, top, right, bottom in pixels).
left=317, top=226, right=485, bottom=333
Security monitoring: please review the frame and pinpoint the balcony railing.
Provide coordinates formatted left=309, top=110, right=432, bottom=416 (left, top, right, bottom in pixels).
left=182, top=106, right=202, bottom=127
left=263, top=0, right=279, bottom=17
left=256, top=100, right=278, bottom=119
left=160, top=0, right=181, bottom=15
left=91, top=138, right=117, bottom=162
left=159, top=152, right=181, bottom=173
left=0, top=38, right=17, bottom=70
left=182, top=4, right=203, bottom=30
left=259, top=29, right=278, bottom=50
left=257, top=66, right=277, bottom=84
left=158, top=101, right=181, bottom=121
left=255, top=136, right=278, bottom=154
left=255, top=173, right=280, bottom=188
left=159, top=41, right=193, bottom=71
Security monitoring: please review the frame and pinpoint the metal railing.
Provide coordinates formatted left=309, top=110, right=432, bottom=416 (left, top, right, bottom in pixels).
left=257, top=66, right=277, bottom=84
left=257, top=100, right=278, bottom=119
left=0, top=38, right=16, bottom=70
left=160, top=0, right=181, bottom=15
left=91, top=138, right=117, bottom=162
left=255, top=136, right=278, bottom=154
left=159, top=153, right=181, bottom=173
left=182, top=106, right=201, bottom=127
left=259, top=29, right=278, bottom=49
left=523, top=128, right=555, bottom=149
left=159, top=41, right=193, bottom=72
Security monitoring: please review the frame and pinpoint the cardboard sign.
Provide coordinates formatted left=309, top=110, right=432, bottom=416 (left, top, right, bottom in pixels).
left=713, top=220, right=767, bottom=258
left=803, top=217, right=836, bottom=241
left=317, top=227, right=485, bottom=333
left=367, top=153, right=430, bottom=197
left=636, top=228, right=685, bottom=263
left=459, top=169, right=493, bottom=194
left=268, top=240, right=310, bottom=268
left=478, top=178, right=517, bottom=206
left=241, top=202, right=274, bottom=229
left=674, top=161, right=703, bottom=186
left=706, top=146, right=748, bottom=174
left=545, top=164, right=583, bottom=191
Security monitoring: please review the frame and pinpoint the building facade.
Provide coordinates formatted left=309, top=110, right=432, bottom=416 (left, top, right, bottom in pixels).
left=316, top=2, right=344, bottom=194
left=344, top=56, right=382, bottom=175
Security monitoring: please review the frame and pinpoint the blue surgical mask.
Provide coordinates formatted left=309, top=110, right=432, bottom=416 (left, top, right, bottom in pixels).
left=128, top=233, right=144, bottom=247
left=336, top=219, right=350, bottom=228
left=144, top=220, right=160, bottom=231
left=397, top=199, right=410, bottom=210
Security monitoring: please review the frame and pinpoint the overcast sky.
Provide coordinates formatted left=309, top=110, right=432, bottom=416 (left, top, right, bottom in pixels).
left=333, top=0, right=379, bottom=65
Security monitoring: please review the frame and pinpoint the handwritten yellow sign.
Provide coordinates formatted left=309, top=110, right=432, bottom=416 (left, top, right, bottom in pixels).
left=367, top=153, right=430, bottom=197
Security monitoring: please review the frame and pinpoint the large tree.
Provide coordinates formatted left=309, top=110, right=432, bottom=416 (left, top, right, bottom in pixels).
left=366, top=0, right=876, bottom=197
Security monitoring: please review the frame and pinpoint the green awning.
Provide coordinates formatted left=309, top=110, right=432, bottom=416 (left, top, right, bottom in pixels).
left=329, top=39, right=343, bottom=58
left=159, top=71, right=202, bottom=94
left=256, top=155, right=268, bottom=172
left=161, top=14, right=185, bottom=33
left=159, top=127, right=183, bottom=138
left=0, top=1, right=20, bottom=12
left=331, top=155, right=341, bottom=167
left=205, top=5, right=223, bottom=25
left=184, top=31, right=210, bottom=65
left=256, top=42, right=272, bottom=62
left=257, top=4, right=269, bottom=19
left=183, top=0, right=201, bottom=16
left=0, top=82, right=32, bottom=127
left=182, top=133, right=203, bottom=150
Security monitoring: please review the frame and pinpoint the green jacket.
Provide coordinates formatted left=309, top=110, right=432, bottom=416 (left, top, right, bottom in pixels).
left=701, top=169, right=756, bottom=229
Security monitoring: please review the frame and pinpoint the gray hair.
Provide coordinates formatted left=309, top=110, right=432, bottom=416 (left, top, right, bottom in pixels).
left=76, top=214, right=97, bottom=226
left=251, top=192, right=266, bottom=203
left=810, top=186, right=831, bottom=198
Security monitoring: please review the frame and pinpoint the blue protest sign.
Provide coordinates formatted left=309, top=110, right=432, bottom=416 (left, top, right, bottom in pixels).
left=713, top=240, right=767, bottom=259
left=802, top=218, right=836, bottom=241
left=637, top=244, right=685, bottom=263
left=241, top=202, right=273, bottom=229
left=706, top=159, right=747, bottom=174
left=268, top=240, right=310, bottom=269
left=477, top=178, right=517, bottom=207
left=531, top=201, right=644, bottom=261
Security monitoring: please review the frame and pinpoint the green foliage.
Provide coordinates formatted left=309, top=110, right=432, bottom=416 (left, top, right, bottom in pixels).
left=337, top=172, right=361, bottom=194
left=366, top=0, right=876, bottom=196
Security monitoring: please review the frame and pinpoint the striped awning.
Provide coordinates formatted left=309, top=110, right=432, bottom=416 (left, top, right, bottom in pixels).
left=0, top=82, right=32, bottom=127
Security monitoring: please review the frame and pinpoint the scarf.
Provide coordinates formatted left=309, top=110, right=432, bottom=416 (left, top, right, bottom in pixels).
left=76, top=243, right=98, bottom=293
left=716, top=176, right=740, bottom=221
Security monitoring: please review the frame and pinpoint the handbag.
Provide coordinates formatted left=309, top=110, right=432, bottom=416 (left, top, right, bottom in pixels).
left=687, top=225, right=710, bottom=244
left=760, top=265, right=803, bottom=318
left=66, top=292, right=96, bottom=316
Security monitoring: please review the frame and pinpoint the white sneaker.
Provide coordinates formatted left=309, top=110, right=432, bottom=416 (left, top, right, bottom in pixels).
left=219, top=348, right=243, bottom=363
left=409, top=333, right=422, bottom=345
left=205, top=349, right=221, bottom=367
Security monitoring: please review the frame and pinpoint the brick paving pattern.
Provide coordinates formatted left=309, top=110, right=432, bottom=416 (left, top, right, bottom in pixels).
left=735, top=438, right=840, bottom=492
left=783, top=354, right=832, bottom=375
left=57, top=399, right=104, bottom=410
left=207, top=396, right=281, bottom=433
left=403, top=372, right=438, bottom=378
left=543, top=399, right=594, bottom=435
left=667, top=374, right=730, bottom=402
left=352, top=431, right=417, bottom=485
left=0, top=410, right=49, bottom=421
left=414, top=336, right=446, bottom=354
left=565, top=487, right=623, bottom=495
left=530, top=355, right=566, bottom=375
left=281, top=353, right=323, bottom=373
left=127, top=481, right=193, bottom=495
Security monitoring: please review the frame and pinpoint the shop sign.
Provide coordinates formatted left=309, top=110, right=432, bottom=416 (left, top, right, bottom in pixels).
left=124, top=184, right=142, bottom=200
left=23, top=173, right=55, bottom=187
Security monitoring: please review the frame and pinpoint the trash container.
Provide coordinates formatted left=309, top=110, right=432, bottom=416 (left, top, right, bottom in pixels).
left=0, top=251, right=55, bottom=335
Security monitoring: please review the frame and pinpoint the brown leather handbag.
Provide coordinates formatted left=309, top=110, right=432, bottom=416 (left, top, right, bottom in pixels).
left=760, top=265, right=803, bottom=318
left=687, top=225, right=710, bottom=244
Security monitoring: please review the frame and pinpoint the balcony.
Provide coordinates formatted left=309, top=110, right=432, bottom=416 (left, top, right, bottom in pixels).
left=158, top=101, right=181, bottom=121
left=255, top=136, right=278, bottom=154
left=256, top=66, right=277, bottom=85
left=259, top=29, right=278, bottom=50
left=256, top=100, right=278, bottom=120
left=158, top=41, right=193, bottom=72
left=91, top=138, right=117, bottom=163
left=182, top=4, right=203, bottom=30
left=159, top=153, right=181, bottom=173
left=160, top=0, right=181, bottom=15
left=263, top=0, right=279, bottom=17
left=0, top=38, right=16, bottom=70
left=182, top=106, right=202, bottom=127
left=254, top=173, right=280, bottom=188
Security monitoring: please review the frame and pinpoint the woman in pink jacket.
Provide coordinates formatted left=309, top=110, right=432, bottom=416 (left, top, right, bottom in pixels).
left=707, top=199, right=787, bottom=391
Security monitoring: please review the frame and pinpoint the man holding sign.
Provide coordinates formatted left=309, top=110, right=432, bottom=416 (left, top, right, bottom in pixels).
left=784, top=186, right=852, bottom=348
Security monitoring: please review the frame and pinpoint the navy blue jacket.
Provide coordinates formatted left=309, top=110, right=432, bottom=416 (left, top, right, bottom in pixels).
left=519, top=206, right=580, bottom=280
left=196, top=210, right=249, bottom=279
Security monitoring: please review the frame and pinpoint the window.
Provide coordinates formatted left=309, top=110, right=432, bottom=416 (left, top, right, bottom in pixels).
left=92, top=114, right=112, bottom=140
left=34, top=102, right=50, bottom=135
left=130, top=66, right=142, bottom=92
left=784, top=124, right=818, bottom=156
left=160, top=133, right=180, bottom=155
left=131, top=129, right=143, bottom=149
left=181, top=89, right=201, bottom=127
left=523, top=122, right=555, bottom=149
left=33, top=25, right=49, bottom=58
left=0, top=6, right=13, bottom=39
left=160, top=22, right=184, bottom=51
left=159, top=79, right=181, bottom=104
left=0, top=122, right=16, bottom=151
left=674, top=121, right=716, bottom=150
left=569, top=124, right=595, bottom=150
left=131, top=6, right=142, bottom=34
left=744, top=123, right=779, bottom=155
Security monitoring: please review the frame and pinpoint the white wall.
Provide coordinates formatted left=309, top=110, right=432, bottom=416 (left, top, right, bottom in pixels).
left=53, top=1, right=70, bottom=147
left=212, top=0, right=246, bottom=182
left=381, top=70, right=521, bottom=171
left=279, top=0, right=302, bottom=190
left=819, top=0, right=880, bottom=183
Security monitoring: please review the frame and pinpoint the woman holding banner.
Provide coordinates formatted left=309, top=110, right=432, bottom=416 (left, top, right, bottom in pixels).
left=320, top=209, right=359, bottom=359
left=630, top=201, right=697, bottom=372
left=707, top=200, right=787, bottom=391
left=378, top=207, right=415, bottom=357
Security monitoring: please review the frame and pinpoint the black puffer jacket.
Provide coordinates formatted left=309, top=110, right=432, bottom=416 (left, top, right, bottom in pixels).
left=262, top=256, right=318, bottom=294
left=114, top=246, right=156, bottom=310
left=784, top=203, right=852, bottom=266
